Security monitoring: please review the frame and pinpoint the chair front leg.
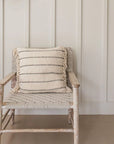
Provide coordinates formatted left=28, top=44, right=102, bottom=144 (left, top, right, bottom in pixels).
left=73, top=87, right=79, bottom=144
left=0, top=85, right=3, bottom=144
left=11, top=74, right=16, bottom=125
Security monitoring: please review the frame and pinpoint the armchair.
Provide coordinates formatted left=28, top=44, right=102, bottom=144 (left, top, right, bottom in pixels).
left=0, top=48, right=80, bottom=144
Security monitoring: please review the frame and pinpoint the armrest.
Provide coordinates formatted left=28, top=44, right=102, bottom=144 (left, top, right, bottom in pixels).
left=0, top=72, right=16, bottom=85
left=68, top=72, right=80, bottom=88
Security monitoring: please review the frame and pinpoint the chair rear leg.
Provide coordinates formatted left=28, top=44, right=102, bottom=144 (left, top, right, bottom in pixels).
left=12, top=109, right=15, bottom=125
left=0, top=85, right=3, bottom=144
left=68, top=108, right=73, bottom=124
left=0, top=109, right=2, bottom=144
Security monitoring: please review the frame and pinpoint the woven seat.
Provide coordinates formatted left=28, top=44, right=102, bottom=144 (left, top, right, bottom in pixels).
left=3, top=92, right=73, bottom=109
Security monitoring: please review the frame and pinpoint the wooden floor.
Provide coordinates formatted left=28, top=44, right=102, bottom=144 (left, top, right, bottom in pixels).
left=1, top=115, right=114, bottom=144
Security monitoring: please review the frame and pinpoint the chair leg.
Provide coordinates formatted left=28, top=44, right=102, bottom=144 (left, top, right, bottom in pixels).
left=0, top=109, right=2, bottom=144
left=68, top=108, right=73, bottom=125
left=73, top=88, right=79, bottom=144
left=12, top=109, right=15, bottom=125
left=73, top=108, right=79, bottom=144
left=68, top=108, right=71, bottom=124
left=0, top=85, right=3, bottom=144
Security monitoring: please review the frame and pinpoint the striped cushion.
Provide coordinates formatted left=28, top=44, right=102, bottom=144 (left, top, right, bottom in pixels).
left=13, top=47, right=71, bottom=93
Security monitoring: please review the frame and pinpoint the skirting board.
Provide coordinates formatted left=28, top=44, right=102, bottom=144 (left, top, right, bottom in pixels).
left=80, top=102, right=114, bottom=115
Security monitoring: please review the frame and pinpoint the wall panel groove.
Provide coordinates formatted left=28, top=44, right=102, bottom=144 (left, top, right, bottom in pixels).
left=102, top=0, right=108, bottom=102
left=50, top=0, right=56, bottom=47
left=25, top=0, right=30, bottom=48
left=0, top=0, right=4, bottom=78
left=75, top=0, right=82, bottom=102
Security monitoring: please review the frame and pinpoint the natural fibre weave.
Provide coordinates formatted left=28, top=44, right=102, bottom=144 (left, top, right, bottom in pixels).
left=12, top=47, right=71, bottom=93
left=3, top=92, right=72, bottom=109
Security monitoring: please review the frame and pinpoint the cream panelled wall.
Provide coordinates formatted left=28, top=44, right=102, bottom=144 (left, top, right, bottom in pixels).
left=0, top=0, right=114, bottom=114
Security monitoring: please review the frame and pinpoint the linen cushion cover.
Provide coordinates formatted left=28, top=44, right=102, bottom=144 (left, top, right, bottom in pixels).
left=13, top=47, right=71, bottom=93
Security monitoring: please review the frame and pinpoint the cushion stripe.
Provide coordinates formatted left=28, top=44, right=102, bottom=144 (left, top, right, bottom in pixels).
left=20, top=64, right=64, bottom=68
left=19, top=72, right=63, bottom=75
left=21, top=87, right=66, bottom=91
left=19, top=79, right=64, bottom=83
left=19, top=56, right=64, bottom=60
left=18, top=50, right=64, bottom=53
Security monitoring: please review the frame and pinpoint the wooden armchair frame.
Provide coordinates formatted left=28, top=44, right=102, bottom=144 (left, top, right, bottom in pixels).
left=0, top=71, right=80, bottom=144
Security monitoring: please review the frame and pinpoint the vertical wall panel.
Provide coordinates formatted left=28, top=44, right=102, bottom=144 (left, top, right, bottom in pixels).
left=56, top=0, right=77, bottom=77
left=30, top=0, right=55, bottom=47
left=4, top=0, right=25, bottom=76
left=56, top=0, right=76, bottom=48
left=4, top=0, right=25, bottom=96
left=81, top=0, right=106, bottom=102
left=108, top=0, right=114, bottom=101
